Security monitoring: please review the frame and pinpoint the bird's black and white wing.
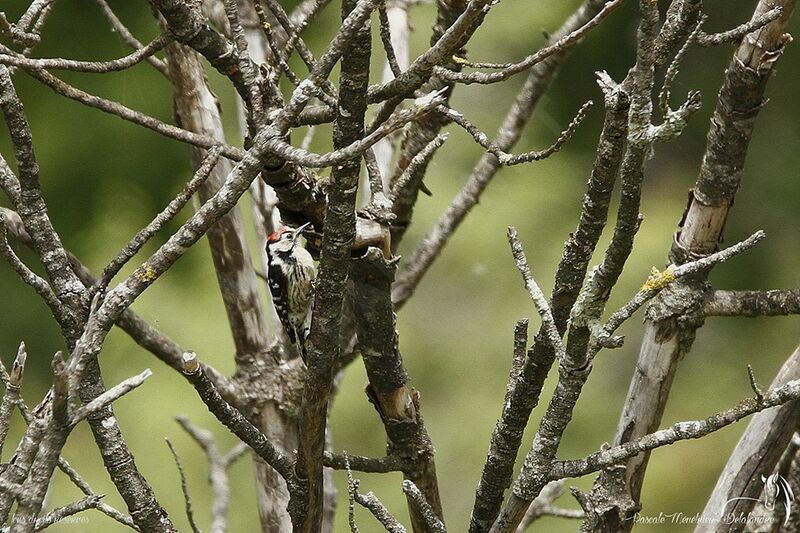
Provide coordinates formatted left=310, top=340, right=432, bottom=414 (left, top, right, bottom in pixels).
left=267, top=261, right=295, bottom=343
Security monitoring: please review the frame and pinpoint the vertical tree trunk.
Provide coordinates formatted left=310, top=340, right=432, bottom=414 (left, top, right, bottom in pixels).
left=165, top=40, right=298, bottom=532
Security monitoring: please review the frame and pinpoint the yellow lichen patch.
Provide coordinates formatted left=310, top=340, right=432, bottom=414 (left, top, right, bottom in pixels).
left=642, top=266, right=676, bottom=291
left=136, top=263, right=158, bottom=283
left=452, top=55, right=467, bottom=65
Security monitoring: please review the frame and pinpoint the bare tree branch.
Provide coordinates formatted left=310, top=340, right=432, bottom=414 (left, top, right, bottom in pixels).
left=435, top=0, right=624, bottom=85
left=10, top=391, right=139, bottom=530
left=468, top=65, right=629, bottom=533
left=0, top=12, right=40, bottom=47
left=70, top=369, right=153, bottom=424
left=550, top=377, right=800, bottom=480
left=368, top=0, right=499, bottom=102
left=696, top=7, right=783, bottom=47
left=0, top=214, right=65, bottom=323
left=507, top=228, right=565, bottom=359
left=0, top=34, right=172, bottom=73
left=402, top=480, right=446, bottom=533
left=99, top=146, right=221, bottom=288
left=698, top=344, right=800, bottom=532
left=0, top=64, right=85, bottom=336
left=181, top=352, right=295, bottom=483
left=0, top=342, right=26, bottom=459
left=296, top=1, right=372, bottom=527
left=19, top=66, right=244, bottom=160
left=392, top=0, right=615, bottom=308
left=440, top=101, right=592, bottom=166
left=0, top=1, right=797, bottom=531
left=600, top=0, right=797, bottom=520
left=94, top=0, right=170, bottom=75
left=703, top=288, right=800, bottom=317
left=2, top=206, right=237, bottom=400
left=1, top=60, right=174, bottom=533
left=33, top=495, right=102, bottom=532
left=175, top=416, right=247, bottom=533
left=351, top=248, right=443, bottom=530
left=515, top=481, right=583, bottom=531
left=324, top=451, right=404, bottom=473
left=345, top=456, right=407, bottom=533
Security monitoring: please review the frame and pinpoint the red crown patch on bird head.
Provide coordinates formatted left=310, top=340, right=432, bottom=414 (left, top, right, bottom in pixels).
left=267, top=227, right=290, bottom=243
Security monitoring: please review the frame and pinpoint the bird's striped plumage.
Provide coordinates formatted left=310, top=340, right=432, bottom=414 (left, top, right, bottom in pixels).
left=266, top=225, right=315, bottom=361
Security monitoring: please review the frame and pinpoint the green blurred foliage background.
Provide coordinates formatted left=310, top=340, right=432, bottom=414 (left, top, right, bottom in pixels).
left=1, top=0, right=799, bottom=531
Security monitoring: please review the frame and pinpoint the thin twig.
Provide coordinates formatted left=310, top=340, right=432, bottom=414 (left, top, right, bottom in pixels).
left=70, top=369, right=153, bottom=424
left=99, top=147, right=222, bottom=288
left=175, top=415, right=244, bottom=533
left=20, top=67, right=244, bottom=160
left=290, top=0, right=334, bottom=26
left=300, top=125, right=316, bottom=151
left=0, top=12, right=40, bottom=47
left=94, top=0, right=169, bottom=75
left=344, top=454, right=360, bottom=533
left=389, top=133, right=447, bottom=201
left=354, top=491, right=407, bottom=533
left=516, top=481, right=586, bottom=530
left=696, top=7, right=783, bottom=47
left=0, top=342, right=26, bottom=458
left=378, top=2, right=403, bottom=78
left=17, top=0, right=55, bottom=34
left=266, top=89, right=447, bottom=167
left=507, top=227, right=566, bottom=360
left=442, top=101, right=593, bottom=165
left=435, top=0, right=624, bottom=85
left=342, top=449, right=407, bottom=532
left=595, top=231, right=766, bottom=351
left=0, top=214, right=65, bottom=322
left=0, top=34, right=172, bottom=73
left=747, top=365, right=764, bottom=401
left=33, top=495, right=101, bottom=531
left=166, top=438, right=202, bottom=533
left=659, top=17, right=703, bottom=116
left=259, top=0, right=339, bottom=105
left=224, top=0, right=268, bottom=121
left=550, top=377, right=800, bottom=479
left=60, top=473, right=136, bottom=528
left=363, top=147, right=386, bottom=199
left=367, top=0, right=501, bottom=102
left=269, top=0, right=382, bottom=133
left=402, top=480, right=447, bottom=533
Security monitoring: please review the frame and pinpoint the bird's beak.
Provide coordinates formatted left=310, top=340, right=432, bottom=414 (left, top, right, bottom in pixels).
left=292, top=222, right=312, bottom=244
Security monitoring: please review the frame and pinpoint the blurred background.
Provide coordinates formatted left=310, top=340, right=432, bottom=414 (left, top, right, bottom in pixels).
left=1, top=0, right=799, bottom=531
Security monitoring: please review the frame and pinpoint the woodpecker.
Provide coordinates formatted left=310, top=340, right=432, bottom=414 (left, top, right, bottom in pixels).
left=266, top=222, right=316, bottom=362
